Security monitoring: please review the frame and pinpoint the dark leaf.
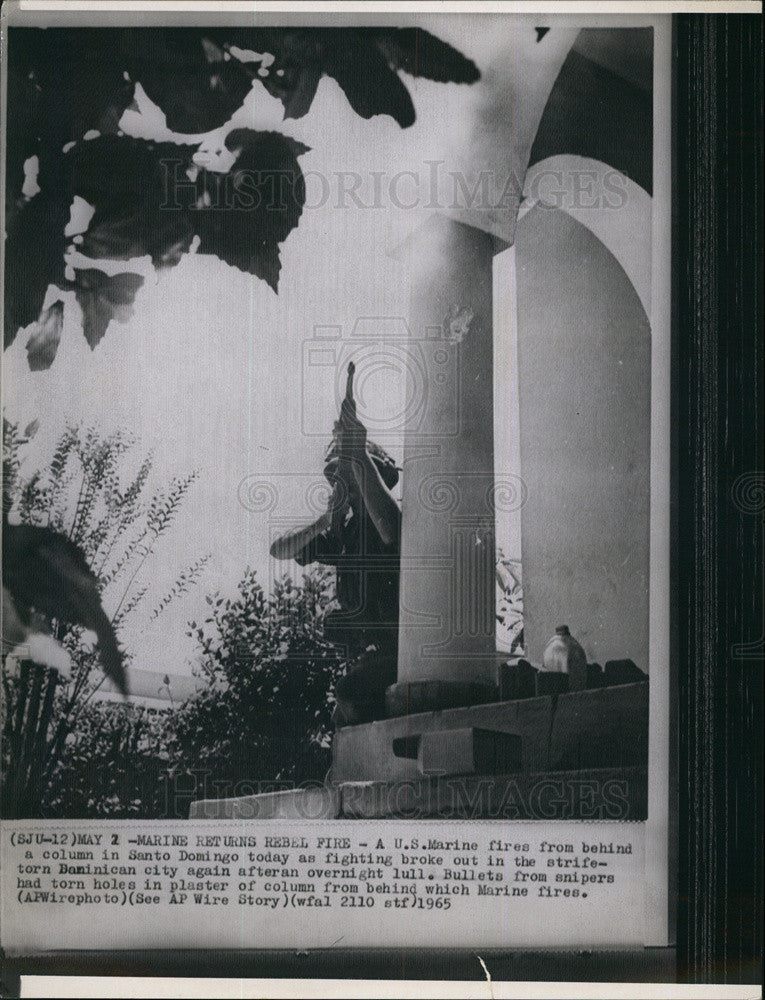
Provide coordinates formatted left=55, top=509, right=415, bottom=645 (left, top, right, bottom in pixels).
left=215, top=27, right=479, bottom=126
left=321, top=32, right=416, bottom=128
left=124, top=29, right=255, bottom=134
left=4, top=30, right=135, bottom=247
left=367, top=28, right=481, bottom=84
left=193, top=130, right=308, bottom=288
left=78, top=216, right=148, bottom=261
left=2, top=521, right=127, bottom=695
left=258, top=60, right=322, bottom=121
left=4, top=189, right=68, bottom=347
left=26, top=301, right=65, bottom=371
left=242, top=30, right=324, bottom=120
left=5, top=56, right=43, bottom=231
left=67, top=134, right=191, bottom=216
left=74, top=270, right=144, bottom=350
left=145, top=61, right=254, bottom=134
left=67, top=135, right=197, bottom=268
left=5, top=26, right=480, bottom=367
left=61, top=42, right=136, bottom=140
left=152, top=217, right=196, bottom=271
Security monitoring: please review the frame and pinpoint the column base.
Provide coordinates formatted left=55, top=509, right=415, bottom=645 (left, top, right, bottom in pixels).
left=385, top=680, right=498, bottom=717
left=337, top=682, right=649, bottom=783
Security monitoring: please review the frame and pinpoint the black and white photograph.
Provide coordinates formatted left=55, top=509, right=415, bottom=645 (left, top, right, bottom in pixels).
left=0, top=2, right=761, bottom=995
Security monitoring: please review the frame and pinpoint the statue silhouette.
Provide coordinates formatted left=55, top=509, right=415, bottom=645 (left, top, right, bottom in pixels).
left=270, top=363, right=401, bottom=725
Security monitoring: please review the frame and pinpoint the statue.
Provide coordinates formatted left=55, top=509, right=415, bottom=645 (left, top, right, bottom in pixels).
left=270, top=363, right=401, bottom=726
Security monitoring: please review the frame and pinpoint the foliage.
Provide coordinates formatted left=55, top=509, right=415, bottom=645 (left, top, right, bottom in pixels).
left=1, top=661, right=59, bottom=818
left=171, top=567, right=346, bottom=798
left=1, top=420, right=207, bottom=817
left=21, top=554, right=525, bottom=818
left=24, top=691, right=174, bottom=819
left=496, top=553, right=525, bottom=656
left=5, top=27, right=479, bottom=366
left=2, top=565, right=349, bottom=818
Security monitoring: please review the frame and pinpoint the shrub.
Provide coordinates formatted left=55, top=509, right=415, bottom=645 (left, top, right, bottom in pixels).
left=1, top=420, right=206, bottom=817
left=170, top=568, right=347, bottom=804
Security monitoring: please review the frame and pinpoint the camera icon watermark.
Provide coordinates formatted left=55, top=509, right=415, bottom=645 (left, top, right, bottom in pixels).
left=301, top=317, right=461, bottom=441
left=236, top=466, right=525, bottom=662
left=236, top=470, right=392, bottom=652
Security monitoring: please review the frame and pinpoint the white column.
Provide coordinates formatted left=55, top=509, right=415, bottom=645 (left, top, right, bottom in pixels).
left=515, top=204, right=651, bottom=670
left=386, top=214, right=507, bottom=715
left=494, top=246, right=522, bottom=654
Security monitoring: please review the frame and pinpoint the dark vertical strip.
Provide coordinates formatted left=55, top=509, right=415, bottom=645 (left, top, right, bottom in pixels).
left=675, top=14, right=763, bottom=985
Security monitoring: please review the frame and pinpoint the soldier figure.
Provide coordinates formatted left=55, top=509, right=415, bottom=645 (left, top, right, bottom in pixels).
left=270, top=364, right=401, bottom=726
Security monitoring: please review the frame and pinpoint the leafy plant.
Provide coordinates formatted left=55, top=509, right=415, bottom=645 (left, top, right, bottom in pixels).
left=5, top=27, right=480, bottom=367
left=1, top=420, right=208, bottom=817
left=171, top=567, right=346, bottom=799
left=42, top=699, right=176, bottom=819
left=496, top=552, right=525, bottom=656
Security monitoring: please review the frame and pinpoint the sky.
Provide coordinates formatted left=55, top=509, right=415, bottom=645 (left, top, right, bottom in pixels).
left=2, top=17, right=583, bottom=684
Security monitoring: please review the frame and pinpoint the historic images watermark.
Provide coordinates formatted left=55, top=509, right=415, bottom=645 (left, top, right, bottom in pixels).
left=159, top=160, right=631, bottom=214
left=160, top=771, right=639, bottom=822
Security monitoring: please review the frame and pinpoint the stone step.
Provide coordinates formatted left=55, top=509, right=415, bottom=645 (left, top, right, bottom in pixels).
left=391, top=727, right=523, bottom=776
left=333, top=681, right=648, bottom=783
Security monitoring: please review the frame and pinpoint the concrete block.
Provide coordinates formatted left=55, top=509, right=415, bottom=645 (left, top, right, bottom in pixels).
left=333, top=696, right=555, bottom=783
left=604, top=659, right=647, bottom=686
left=536, top=671, right=569, bottom=696
left=549, top=681, right=648, bottom=771
left=498, top=659, right=538, bottom=700
left=417, top=728, right=522, bottom=776
left=385, top=680, right=497, bottom=717
left=586, top=662, right=605, bottom=688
